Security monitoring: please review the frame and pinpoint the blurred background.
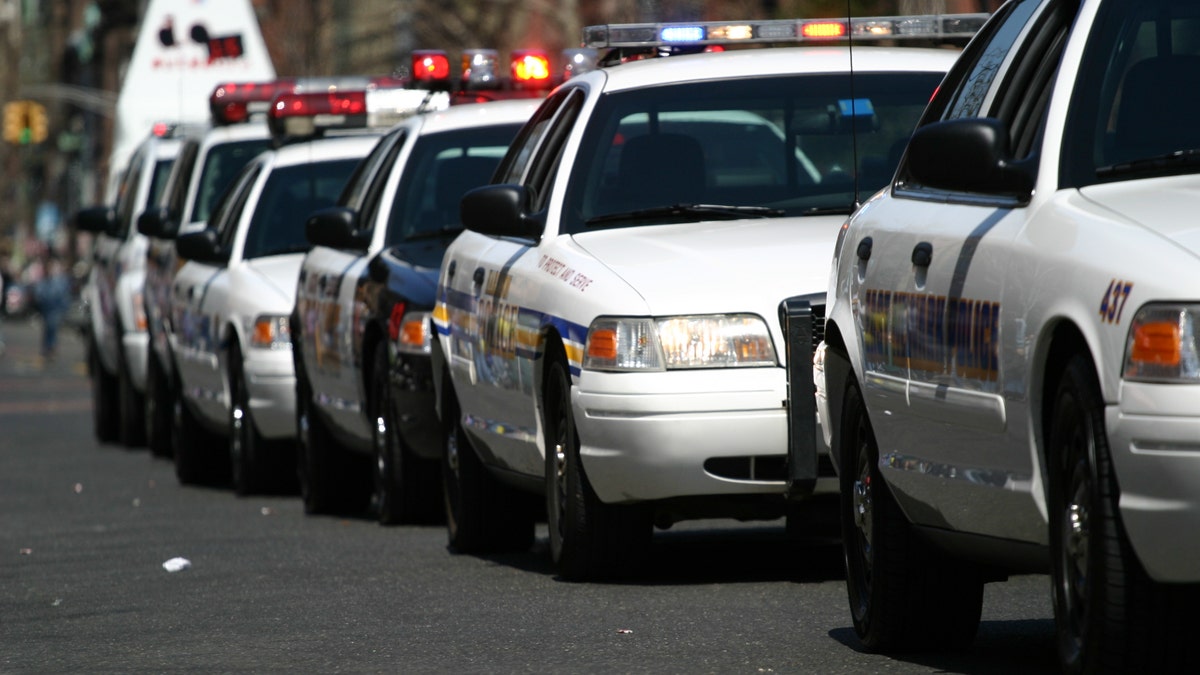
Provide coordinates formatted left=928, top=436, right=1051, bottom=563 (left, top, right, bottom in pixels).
left=0, top=0, right=998, bottom=278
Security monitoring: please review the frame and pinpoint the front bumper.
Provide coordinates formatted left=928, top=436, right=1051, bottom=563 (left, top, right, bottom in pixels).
left=575, top=368, right=795, bottom=504
left=1108, top=381, right=1200, bottom=583
left=244, top=348, right=296, bottom=440
left=121, top=331, right=149, bottom=392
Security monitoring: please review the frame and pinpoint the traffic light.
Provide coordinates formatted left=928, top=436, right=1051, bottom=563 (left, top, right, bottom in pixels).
left=3, top=101, right=27, bottom=144
left=27, top=102, right=47, bottom=144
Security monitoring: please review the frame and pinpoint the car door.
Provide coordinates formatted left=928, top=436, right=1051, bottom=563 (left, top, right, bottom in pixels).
left=443, top=87, right=586, bottom=476
left=173, top=162, right=261, bottom=425
left=849, top=0, right=1073, bottom=539
left=298, top=127, right=407, bottom=443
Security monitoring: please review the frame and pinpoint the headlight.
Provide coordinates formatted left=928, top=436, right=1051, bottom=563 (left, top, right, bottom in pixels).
left=250, top=314, right=291, bottom=350
left=1124, top=304, right=1200, bottom=382
left=583, top=314, right=776, bottom=371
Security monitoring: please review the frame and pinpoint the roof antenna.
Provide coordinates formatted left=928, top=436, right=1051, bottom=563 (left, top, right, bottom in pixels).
left=847, top=0, right=861, bottom=211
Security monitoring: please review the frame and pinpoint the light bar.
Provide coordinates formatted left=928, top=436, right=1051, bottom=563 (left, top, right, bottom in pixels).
left=583, top=13, right=990, bottom=49
left=269, top=91, right=367, bottom=137
left=210, top=79, right=297, bottom=125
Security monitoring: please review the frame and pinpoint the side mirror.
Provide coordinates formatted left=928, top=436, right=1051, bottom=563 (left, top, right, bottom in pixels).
left=305, top=207, right=369, bottom=251
left=904, top=118, right=1034, bottom=197
left=175, top=228, right=229, bottom=265
left=75, top=206, right=118, bottom=235
left=137, top=206, right=180, bottom=238
left=460, top=184, right=542, bottom=240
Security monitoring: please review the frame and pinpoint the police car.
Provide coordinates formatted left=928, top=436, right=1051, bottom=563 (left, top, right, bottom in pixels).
left=293, top=96, right=538, bottom=523
left=432, top=17, right=977, bottom=580
left=815, top=0, right=1200, bottom=668
left=137, top=83, right=280, bottom=456
left=76, top=125, right=188, bottom=447
left=166, top=89, right=392, bottom=493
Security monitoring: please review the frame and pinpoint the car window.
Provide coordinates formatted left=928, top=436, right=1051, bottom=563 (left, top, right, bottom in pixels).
left=941, top=0, right=1043, bottom=120
left=384, top=123, right=524, bottom=243
left=188, top=138, right=272, bottom=225
left=561, top=72, right=943, bottom=234
left=356, top=129, right=408, bottom=235
left=242, top=159, right=361, bottom=259
left=212, top=162, right=262, bottom=252
left=1063, top=0, right=1200, bottom=186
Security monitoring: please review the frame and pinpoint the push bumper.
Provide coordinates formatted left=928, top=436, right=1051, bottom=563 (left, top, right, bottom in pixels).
left=1108, top=381, right=1200, bottom=583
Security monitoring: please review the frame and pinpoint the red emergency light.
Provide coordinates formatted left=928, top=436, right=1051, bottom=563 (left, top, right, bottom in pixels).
left=211, top=79, right=298, bottom=125
left=511, top=50, right=551, bottom=86
left=800, top=20, right=848, bottom=38
left=412, top=50, right=451, bottom=84
left=268, top=90, right=368, bottom=138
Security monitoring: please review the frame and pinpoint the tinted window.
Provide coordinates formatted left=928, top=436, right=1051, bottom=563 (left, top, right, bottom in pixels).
left=384, top=124, right=523, bottom=243
left=1064, top=0, right=1200, bottom=185
left=242, top=159, right=360, bottom=259
left=188, top=138, right=272, bottom=225
left=561, top=72, right=944, bottom=234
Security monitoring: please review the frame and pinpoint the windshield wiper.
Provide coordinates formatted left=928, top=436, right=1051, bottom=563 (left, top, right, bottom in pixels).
left=586, top=203, right=785, bottom=227
left=1097, top=148, right=1200, bottom=178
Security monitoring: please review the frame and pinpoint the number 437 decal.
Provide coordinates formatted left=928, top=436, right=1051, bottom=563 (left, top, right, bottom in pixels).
left=1099, top=279, right=1133, bottom=324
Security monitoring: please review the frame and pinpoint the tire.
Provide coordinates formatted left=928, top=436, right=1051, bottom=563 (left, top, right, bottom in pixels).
left=90, top=338, right=120, bottom=444
left=544, top=356, right=650, bottom=581
left=840, top=375, right=983, bottom=652
left=229, top=347, right=279, bottom=496
left=371, top=342, right=440, bottom=525
left=172, top=386, right=227, bottom=486
left=1048, top=353, right=1198, bottom=674
left=296, top=371, right=369, bottom=515
left=441, top=390, right=535, bottom=554
left=144, top=349, right=173, bottom=457
left=116, top=335, right=147, bottom=448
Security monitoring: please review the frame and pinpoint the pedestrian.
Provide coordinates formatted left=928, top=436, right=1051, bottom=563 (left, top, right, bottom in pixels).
left=32, top=254, right=72, bottom=361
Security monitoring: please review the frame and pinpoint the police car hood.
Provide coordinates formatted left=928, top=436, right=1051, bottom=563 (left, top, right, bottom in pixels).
left=571, top=216, right=840, bottom=315
left=244, top=253, right=305, bottom=306
left=1081, top=175, right=1200, bottom=255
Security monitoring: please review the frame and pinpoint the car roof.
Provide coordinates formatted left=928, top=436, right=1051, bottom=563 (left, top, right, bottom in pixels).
left=591, top=46, right=960, bottom=93
left=407, top=98, right=544, bottom=136
left=262, top=133, right=384, bottom=169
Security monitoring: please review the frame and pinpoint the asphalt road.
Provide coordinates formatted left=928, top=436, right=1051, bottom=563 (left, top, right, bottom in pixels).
left=0, top=316, right=1060, bottom=673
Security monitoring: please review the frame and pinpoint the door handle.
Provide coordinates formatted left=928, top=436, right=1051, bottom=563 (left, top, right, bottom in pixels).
left=856, top=237, right=872, bottom=262
left=912, top=242, right=933, bottom=268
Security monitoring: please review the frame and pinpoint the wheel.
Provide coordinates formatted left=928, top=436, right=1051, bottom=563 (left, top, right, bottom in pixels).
left=144, top=349, right=173, bottom=457
left=90, top=338, right=120, bottom=443
left=172, top=385, right=227, bottom=486
left=441, top=389, right=535, bottom=554
left=116, top=335, right=147, bottom=448
left=371, top=342, right=440, bottom=525
left=544, top=356, right=650, bottom=581
left=229, top=347, right=280, bottom=496
left=1048, top=353, right=1197, bottom=674
left=296, top=371, right=369, bottom=515
left=840, top=375, right=983, bottom=652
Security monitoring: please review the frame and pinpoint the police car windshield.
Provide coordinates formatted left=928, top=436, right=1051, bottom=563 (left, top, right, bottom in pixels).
left=1065, top=0, right=1200, bottom=186
left=384, top=123, right=525, bottom=244
left=188, top=138, right=273, bottom=225
left=242, top=159, right=360, bottom=260
left=562, top=72, right=943, bottom=234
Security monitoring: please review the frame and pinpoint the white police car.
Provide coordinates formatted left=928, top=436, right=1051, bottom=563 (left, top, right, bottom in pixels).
left=168, top=90, right=384, bottom=493
left=137, top=99, right=275, bottom=456
left=293, top=97, right=537, bottom=522
left=433, top=16, right=976, bottom=580
left=76, top=125, right=187, bottom=447
left=816, top=0, right=1200, bottom=668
